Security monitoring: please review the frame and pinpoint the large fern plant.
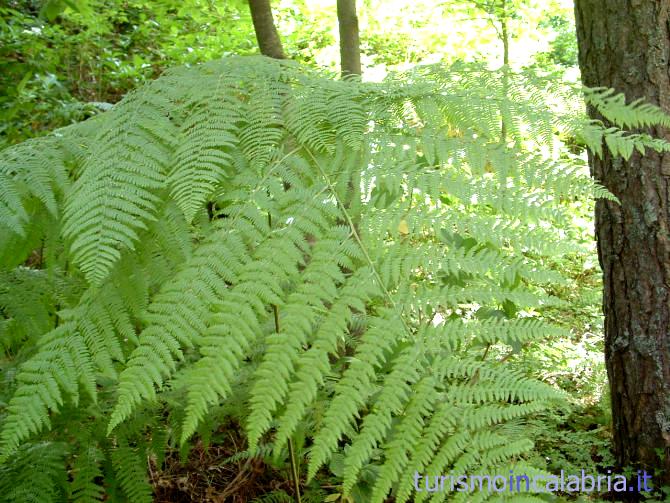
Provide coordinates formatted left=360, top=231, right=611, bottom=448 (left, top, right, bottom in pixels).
left=1, top=56, right=668, bottom=502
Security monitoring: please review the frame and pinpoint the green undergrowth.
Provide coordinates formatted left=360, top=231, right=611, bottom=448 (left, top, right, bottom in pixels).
left=2, top=56, right=670, bottom=502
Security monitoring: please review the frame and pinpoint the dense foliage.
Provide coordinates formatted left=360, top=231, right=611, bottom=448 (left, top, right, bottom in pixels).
left=0, top=0, right=255, bottom=145
left=1, top=0, right=576, bottom=146
left=2, top=52, right=669, bottom=501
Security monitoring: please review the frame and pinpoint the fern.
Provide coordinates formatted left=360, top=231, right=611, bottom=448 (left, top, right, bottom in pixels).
left=62, top=84, right=177, bottom=286
left=0, top=325, right=94, bottom=459
left=110, top=445, right=153, bottom=503
left=583, top=86, right=670, bottom=129
left=0, top=442, right=67, bottom=503
left=167, top=72, right=240, bottom=223
left=69, top=445, right=104, bottom=503
left=1, top=56, right=669, bottom=502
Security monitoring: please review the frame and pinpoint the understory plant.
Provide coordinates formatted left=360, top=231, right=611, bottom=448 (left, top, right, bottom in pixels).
left=1, top=56, right=668, bottom=502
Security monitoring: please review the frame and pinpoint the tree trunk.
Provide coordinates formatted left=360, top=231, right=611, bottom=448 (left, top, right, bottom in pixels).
left=248, top=0, right=285, bottom=59
left=574, top=0, right=670, bottom=490
left=336, top=0, right=362, bottom=77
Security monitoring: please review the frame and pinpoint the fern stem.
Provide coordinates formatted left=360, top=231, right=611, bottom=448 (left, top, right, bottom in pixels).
left=481, top=343, right=491, bottom=361
left=287, top=437, right=302, bottom=503
left=271, top=301, right=302, bottom=503
left=272, top=303, right=281, bottom=339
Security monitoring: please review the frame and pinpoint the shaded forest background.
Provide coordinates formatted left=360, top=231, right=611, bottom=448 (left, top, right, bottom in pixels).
left=1, top=0, right=578, bottom=145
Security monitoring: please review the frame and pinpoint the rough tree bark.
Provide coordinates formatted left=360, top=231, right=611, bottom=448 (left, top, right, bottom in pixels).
left=336, top=0, right=362, bottom=77
left=574, top=0, right=670, bottom=489
left=248, top=0, right=285, bottom=59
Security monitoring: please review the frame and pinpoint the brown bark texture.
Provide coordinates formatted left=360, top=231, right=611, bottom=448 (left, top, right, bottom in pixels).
left=337, top=0, right=362, bottom=77
left=248, top=0, right=285, bottom=59
left=574, top=0, right=670, bottom=488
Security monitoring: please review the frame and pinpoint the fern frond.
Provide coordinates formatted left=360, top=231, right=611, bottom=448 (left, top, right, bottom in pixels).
left=0, top=325, right=94, bottom=461
left=180, top=295, right=263, bottom=443
left=369, top=376, right=438, bottom=503
left=110, top=445, right=153, bottom=503
left=69, top=445, right=105, bottom=503
left=0, top=442, right=67, bottom=503
left=246, top=230, right=346, bottom=448
left=306, top=312, right=403, bottom=481
left=239, top=80, right=285, bottom=170
left=272, top=269, right=376, bottom=456
left=109, top=225, right=250, bottom=432
left=167, top=78, right=240, bottom=222
left=62, top=86, right=176, bottom=285
left=0, top=172, right=28, bottom=238
left=341, top=345, right=422, bottom=495
left=584, top=86, right=670, bottom=129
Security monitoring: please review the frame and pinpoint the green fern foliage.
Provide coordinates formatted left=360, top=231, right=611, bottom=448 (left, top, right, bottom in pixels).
left=110, top=445, right=153, bottom=503
left=583, top=86, right=670, bottom=129
left=1, top=56, right=669, bottom=502
left=167, top=78, right=240, bottom=223
left=62, top=86, right=176, bottom=285
left=0, top=442, right=67, bottom=503
left=69, top=445, right=105, bottom=503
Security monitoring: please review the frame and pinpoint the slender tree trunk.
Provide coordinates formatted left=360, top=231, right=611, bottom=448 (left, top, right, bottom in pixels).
left=336, top=0, right=362, bottom=77
left=335, top=0, right=362, bottom=234
left=248, top=0, right=285, bottom=59
left=574, top=0, right=670, bottom=490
